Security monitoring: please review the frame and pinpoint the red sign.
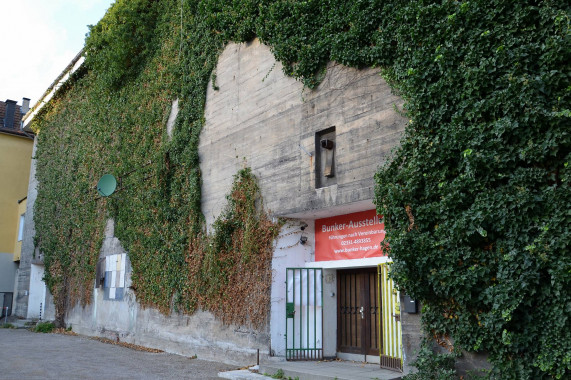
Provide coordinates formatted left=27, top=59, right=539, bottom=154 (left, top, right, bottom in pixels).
left=315, top=210, right=386, bottom=261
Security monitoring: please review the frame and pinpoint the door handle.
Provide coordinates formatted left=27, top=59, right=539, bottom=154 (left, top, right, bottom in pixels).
left=360, top=306, right=364, bottom=319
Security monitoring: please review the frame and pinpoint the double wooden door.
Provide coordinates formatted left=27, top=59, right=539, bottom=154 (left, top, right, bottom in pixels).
left=337, top=268, right=380, bottom=356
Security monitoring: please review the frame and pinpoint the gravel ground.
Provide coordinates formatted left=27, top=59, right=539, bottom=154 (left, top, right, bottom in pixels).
left=0, top=328, right=236, bottom=380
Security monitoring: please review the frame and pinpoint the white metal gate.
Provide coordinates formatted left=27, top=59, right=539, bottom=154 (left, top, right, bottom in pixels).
left=285, top=268, right=323, bottom=360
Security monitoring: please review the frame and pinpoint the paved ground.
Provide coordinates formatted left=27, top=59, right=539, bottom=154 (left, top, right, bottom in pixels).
left=0, top=327, right=404, bottom=380
left=0, top=328, right=236, bottom=380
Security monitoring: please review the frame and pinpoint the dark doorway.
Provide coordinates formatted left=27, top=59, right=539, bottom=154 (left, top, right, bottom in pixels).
left=337, top=268, right=380, bottom=356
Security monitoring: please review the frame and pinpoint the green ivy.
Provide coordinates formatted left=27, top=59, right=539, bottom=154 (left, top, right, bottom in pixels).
left=31, top=0, right=569, bottom=377
left=373, top=1, right=570, bottom=379
left=84, top=0, right=162, bottom=88
left=403, top=340, right=458, bottom=380
left=184, top=168, right=282, bottom=327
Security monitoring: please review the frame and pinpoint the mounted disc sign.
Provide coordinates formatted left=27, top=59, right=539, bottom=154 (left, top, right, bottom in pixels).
left=97, top=174, right=117, bottom=197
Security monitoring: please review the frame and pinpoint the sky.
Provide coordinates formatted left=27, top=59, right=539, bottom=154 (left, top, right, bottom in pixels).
left=0, top=0, right=115, bottom=107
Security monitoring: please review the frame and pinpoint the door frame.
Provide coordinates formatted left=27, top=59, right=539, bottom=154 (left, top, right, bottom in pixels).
left=336, top=268, right=379, bottom=356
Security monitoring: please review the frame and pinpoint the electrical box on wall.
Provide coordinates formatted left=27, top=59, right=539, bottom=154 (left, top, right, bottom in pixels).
left=403, top=295, right=418, bottom=313
left=286, top=302, right=295, bottom=318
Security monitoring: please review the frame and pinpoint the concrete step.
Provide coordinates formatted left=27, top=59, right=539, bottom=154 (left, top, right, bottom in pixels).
left=259, top=360, right=403, bottom=380
left=2, top=318, right=37, bottom=329
left=219, top=365, right=268, bottom=380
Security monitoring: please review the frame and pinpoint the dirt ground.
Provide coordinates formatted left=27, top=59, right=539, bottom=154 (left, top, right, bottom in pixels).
left=0, top=328, right=236, bottom=379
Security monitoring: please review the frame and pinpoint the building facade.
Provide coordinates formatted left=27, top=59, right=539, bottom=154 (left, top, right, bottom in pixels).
left=0, top=98, right=34, bottom=318
left=199, top=41, right=420, bottom=370
left=16, top=41, right=421, bottom=373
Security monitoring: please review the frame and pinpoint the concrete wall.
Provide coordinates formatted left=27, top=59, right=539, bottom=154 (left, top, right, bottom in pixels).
left=268, top=220, right=338, bottom=359
left=200, top=40, right=412, bottom=366
left=269, top=221, right=315, bottom=357
left=321, top=269, right=338, bottom=358
left=13, top=139, right=41, bottom=317
left=200, top=39, right=405, bottom=225
left=400, top=295, right=423, bottom=374
left=66, top=219, right=268, bottom=365
left=27, top=264, right=46, bottom=319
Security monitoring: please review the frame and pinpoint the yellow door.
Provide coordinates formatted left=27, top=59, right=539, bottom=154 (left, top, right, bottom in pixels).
left=378, top=263, right=403, bottom=372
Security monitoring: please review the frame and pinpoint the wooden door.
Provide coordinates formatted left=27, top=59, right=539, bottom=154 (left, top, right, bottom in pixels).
left=337, top=269, right=380, bottom=356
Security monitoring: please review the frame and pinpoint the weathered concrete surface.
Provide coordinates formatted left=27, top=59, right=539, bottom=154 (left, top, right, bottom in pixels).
left=259, top=359, right=403, bottom=380
left=223, top=361, right=406, bottom=380
left=67, top=292, right=269, bottom=367
left=200, top=39, right=406, bottom=226
left=65, top=219, right=268, bottom=367
left=0, top=328, right=235, bottom=379
left=219, top=368, right=268, bottom=380
left=400, top=295, right=422, bottom=374
left=12, top=138, right=55, bottom=320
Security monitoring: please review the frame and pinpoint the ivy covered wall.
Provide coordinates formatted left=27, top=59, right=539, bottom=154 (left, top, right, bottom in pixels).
left=371, top=2, right=569, bottom=379
left=30, top=1, right=568, bottom=378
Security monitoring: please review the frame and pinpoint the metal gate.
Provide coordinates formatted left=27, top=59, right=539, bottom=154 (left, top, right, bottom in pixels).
left=285, top=268, right=323, bottom=360
left=378, top=263, right=403, bottom=371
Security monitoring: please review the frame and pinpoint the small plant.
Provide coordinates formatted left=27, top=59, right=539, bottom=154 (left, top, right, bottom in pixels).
left=1, top=323, right=15, bottom=329
left=270, top=369, right=284, bottom=379
left=403, top=342, right=457, bottom=380
left=33, top=321, right=55, bottom=333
